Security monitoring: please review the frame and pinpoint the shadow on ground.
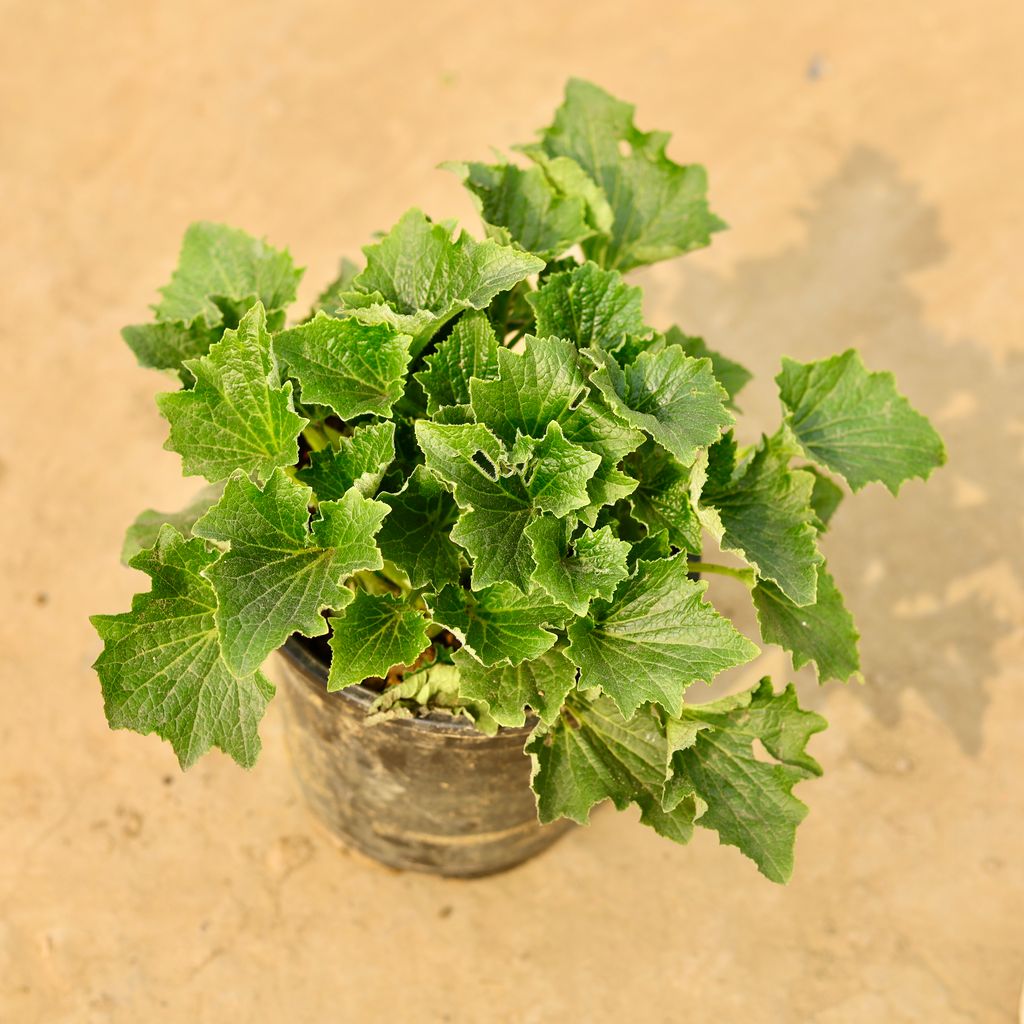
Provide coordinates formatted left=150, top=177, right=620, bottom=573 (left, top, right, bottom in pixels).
left=647, top=147, right=1023, bottom=754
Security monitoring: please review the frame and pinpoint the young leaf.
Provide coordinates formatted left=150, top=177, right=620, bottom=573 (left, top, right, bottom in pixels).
left=625, top=442, right=703, bottom=553
left=376, top=465, right=463, bottom=590
left=587, top=347, right=732, bottom=466
left=414, top=421, right=537, bottom=590
left=527, top=261, right=645, bottom=355
left=91, top=526, right=274, bottom=769
left=326, top=591, right=431, bottom=691
left=157, top=303, right=306, bottom=483
left=154, top=222, right=302, bottom=326
left=527, top=693, right=695, bottom=842
left=344, top=209, right=543, bottom=354
left=526, top=79, right=723, bottom=271
left=445, top=159, right=596, bottom=259
left=701, top=436, right=824, bottom=607
left=366, top=662, right=499, bottom=734
left=274, top=313, right=412, bottom=421
left=566, top=554, right=759, bottom=717
left=807, top=467, right=844, bottom=531
left=427, top=583, right=569, bottom=666
left=312, top=257, right=360, bottom=316
left=511, top=421, right=601, bottom=517
left=120, top=482, right=225, bottom=565
left=662, top=326, right=752, bottom=406
left=122, top=318, right=221, bottom=378
left=192, top=469, right=387, bottom=675
left=414, top=311, right=499, bottom=415
left=526, top=517, right=631, bottom=616
left=297, top=421, right=396, bottom=501
left=453, top=647, right=577, bottom=727
left=752, top=563, right=860, bottom=682
left=469, top=335, right=643, bottom=523
left=777, top=349, right=946, bottom=494
left=665, top=678, right=826, bottom=882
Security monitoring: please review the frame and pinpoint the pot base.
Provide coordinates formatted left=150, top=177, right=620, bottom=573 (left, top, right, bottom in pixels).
left=277, top=639, right=572, bottom=878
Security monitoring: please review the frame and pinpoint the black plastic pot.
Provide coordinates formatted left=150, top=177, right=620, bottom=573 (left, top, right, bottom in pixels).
left=277, top=637, right=572, bottom=877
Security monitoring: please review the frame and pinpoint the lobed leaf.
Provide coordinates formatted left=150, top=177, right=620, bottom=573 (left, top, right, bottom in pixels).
left=414, top=311, right=499, bottom=415
left=297, top=421, right=396, bottom=502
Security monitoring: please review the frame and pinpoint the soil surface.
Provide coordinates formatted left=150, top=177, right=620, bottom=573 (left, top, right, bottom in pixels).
left=2, top=2, right=1022, bottom=1021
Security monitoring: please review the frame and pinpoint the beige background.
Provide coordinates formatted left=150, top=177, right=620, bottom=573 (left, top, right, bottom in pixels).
left=2, top=2, right=1023, bottom=1021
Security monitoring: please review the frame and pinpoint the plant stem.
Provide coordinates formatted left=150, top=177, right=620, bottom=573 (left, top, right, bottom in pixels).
left=687, top=561, right=756, bottom=586
left=301, top=423, right=331, bottom=452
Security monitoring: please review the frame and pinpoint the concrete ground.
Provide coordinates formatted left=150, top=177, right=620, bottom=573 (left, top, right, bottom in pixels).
left=1, top=2, right=1022, bottom=1021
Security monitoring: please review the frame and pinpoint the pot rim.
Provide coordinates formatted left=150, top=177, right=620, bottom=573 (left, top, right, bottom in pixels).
left=279, top=635, right=536, bottom=739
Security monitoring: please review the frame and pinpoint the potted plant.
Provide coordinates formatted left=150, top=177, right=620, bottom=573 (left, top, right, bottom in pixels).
left=92, top=79, right=944, bottom=881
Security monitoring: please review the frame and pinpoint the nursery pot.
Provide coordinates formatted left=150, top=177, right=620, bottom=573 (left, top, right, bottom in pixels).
left=277, top=637, right=572, bottom=877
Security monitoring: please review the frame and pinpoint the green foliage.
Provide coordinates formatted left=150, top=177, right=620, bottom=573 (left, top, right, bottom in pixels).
left=92, top=79, right=944, bottom=882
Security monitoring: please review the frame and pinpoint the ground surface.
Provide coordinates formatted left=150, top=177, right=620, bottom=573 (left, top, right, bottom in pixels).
left=1, top=2, right=1022, bottom=1022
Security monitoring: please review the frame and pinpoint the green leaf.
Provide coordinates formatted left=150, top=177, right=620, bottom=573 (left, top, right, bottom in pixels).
left=701, top=436, right=824, bottom=607
left=445, top=159, right=596, bottom=259
left=312, top=257, right=360, bottom=315
left=665, top=678, right=826, bottom=882
left=344, top=209, right=543, bottom=354
left=663, top=327, right=752, bottom=406
left=752, top=563, right=860, bottom=682
left=376, top=465, right=462, bottom=590
left=807, top=467, right=844, bottom=531
left=527, top=693, right=695, bottom=841
left=511, top=421, right=601, bottom=517
left=192, top=468, right=387, bottom=675
left=776, top=349, right=946, bottom=494
left=157, top=303, right=306, bottom=483
left=587, top=347, right=732, bottom=466
left=154, top=221, right=302, bottom=326
left=527, top=79, right=723, bottom=271
left=566, top=554, right=759, bottom=717
left=366, top=662, right=499, bottom=734
left=521, top=150, right=614, bottom=235
left=120, top=482, right=225, bottom=565
left=414, top=421, right=537, bottom=590
left=414, top=311, right=499, bottom=415
left=122, top=318, right=221, bottom=378
left=297, top=421, right=396, bottom=501
left=469, top=335, right=643, bottom=524
left=453, top=647, right=577, bottom=727
left=625, top=442, right=703, bottom=553
left=274, top=313, right=412, bottom=420
left=326, top=591, right=431, bottom=691
left=427, top=583, right=569, bottom=666
left=527, top=261, right=645, bottom=355
left=91, top=526, right=274, bottom=769
left=526, top=517, right=631, bottom=616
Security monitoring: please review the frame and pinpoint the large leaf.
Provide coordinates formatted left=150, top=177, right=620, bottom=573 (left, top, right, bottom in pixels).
left=527, top=693, right=696, bottom=842
left=587, top=346, right=732, bottom=466
left=701, top=436, right=823, bottom=607
left=526, top=517, right=631, bottom=616
left=297, top=421, right=396, bottom=502
left=414, top=311, right=499, bottom=415
left=566, top=554, right=759, bottom=716
left=192, top=469, right=387, bottom=675
left=376, top=465, right=463, bottom=590
left=752, top=563, right=860, bottom=682
left=343, top=209, right=543, bottom=354
left=525, top=79, right=723, bottom=271
left=665, top=678, right=826, bottom=882
left=526, top=261, right=645, bottom=355
left=453, top=647, right=577, bottom=727
left=469, top=335, right=643, bottom=523
left=427, top=583, right=569, bottom=666
left=274, top=313, right=412, bottom=420
left=154, top=221, right=302, bottom=326
left=326, top=591, right=431, bottom=691
left=445, top=159, right=596, bottom=259
left=776, top=349, right=946, bottom=494
left=91, top=527, right=274, bottom=769
left=157, top=303, right=306, bottom=483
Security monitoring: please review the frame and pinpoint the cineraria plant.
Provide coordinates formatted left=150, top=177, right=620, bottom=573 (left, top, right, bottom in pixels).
left=92, top=79, right=944, bottom=882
